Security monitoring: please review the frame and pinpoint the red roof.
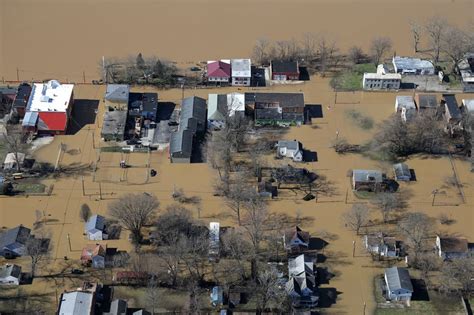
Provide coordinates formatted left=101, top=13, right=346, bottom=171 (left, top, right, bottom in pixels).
left=207, top=61, right=231, bottom=78
left=38, top=112, right=68, bottom=131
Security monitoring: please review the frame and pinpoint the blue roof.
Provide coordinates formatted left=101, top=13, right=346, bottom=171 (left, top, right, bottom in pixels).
left=22, top=111, right=38, bottom=127
left=85, top=215, right=105, bottom=232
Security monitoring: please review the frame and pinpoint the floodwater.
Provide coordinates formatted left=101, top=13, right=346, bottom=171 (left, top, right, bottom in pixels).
left=1, top=0, right=474, bottom=81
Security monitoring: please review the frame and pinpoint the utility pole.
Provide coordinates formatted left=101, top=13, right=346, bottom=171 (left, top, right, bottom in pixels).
left=66, top=233, right=72, bottom=251
left=102, top=56, right=106, bottom=83
left=16, top=68, right=19, bottom=81
left=352, top=240, right=356, bottom=258
left=363, top=301, right=366, bottom=314
left=83, top=71, right=86, bottom=84
left=432, top=189, right=438, bottom=206
left=81, top=176, right=85, bottom=196
left=99, top=182, right=103, bottom=200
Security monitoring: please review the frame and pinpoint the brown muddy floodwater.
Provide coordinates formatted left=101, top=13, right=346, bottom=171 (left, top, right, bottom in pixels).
left=1, top=0, right=474, bottom=82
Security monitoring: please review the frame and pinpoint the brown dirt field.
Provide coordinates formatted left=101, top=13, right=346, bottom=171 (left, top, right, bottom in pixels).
left=0, top=79, right=473, bottom=313
left=1, top=0, right=474, bottom=81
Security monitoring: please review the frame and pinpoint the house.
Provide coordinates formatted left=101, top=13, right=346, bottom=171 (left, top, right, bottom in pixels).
left=392, top=56, right=435, bottom=75
left=207, top=60, right=231, bottom=84
left=435, top=235, right=470, bottom=260
left=169, top=96, right=207, bottom=163
left=286, top=254, right=318, bottom=308
left=352, top=169, right=384, bottom=192
left=209, top=222, right=220, bottom=262
left=459, top=53, right=474, bottom=92
left=257, top=180, right=278, bottom=199
left=210, top=286, right=224, bottom=307
left=395, top=96, right=417, bottom=122
left=245, top=92, right=305, bottom=126
left=0, top=225, right=31, bottom=258
left=414, top=94, right=438, bottom=114
left=271, top=61, right=299, bottom=80
left=284, top=226, right=310, bottom=254
left=364, top=233, right=400, bottom=257
left=128, top=92, right=159, bottom=122
left=461, top=99, right=474, bottom=116
left=22, top=80, right=74, bottom=135
left=362, top=72, right=401, bottom=90
left=384, top=267, right=413, bottom=302
left=207, top=93, right=245, bottom=130
left=276, top=140, right=303, bottom=162
left=0, top=86, right=16, bottom=104
left=442, top=94, right=462, bottom=125
left=0, top=264, right=22, bottom=285
left=104, top=299, right=127, bottom=315
left=57, top=283, right=98, bottom=315
left=81, top=244, right=106, bottom=268
left=231, top=59, right=251, bottom=86
left=85, top=215, right=108, bottom=241
left=105, top=84, right=130, bottom=111
left=12, top=83, right=32, bottom=117
left=3, top=152, right=25, bottom=171
left=393, top=163, right=411, bottom=181
left=101, top=110, right=127, bottom=141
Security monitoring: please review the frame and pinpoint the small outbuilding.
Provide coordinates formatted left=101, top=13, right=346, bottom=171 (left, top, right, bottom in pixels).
left=393, top=163, right=411, bottom=181
left=384, top=267, right=413, bottom=302
left=0, top=264, right=22, bottom=285
left=435, top=235, right=470, bottom=260
left=3, top=153, right=25, bottom=171
left=442, top=94, right=462, bottom=125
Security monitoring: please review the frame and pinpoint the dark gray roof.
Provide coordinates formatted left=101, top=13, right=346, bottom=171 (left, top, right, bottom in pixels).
left=385, top=267, right=413, bottom=292
left=0, top=226, right=31, bottom=249
left=105, top=84, right=130, bottom=103
left=107, top=299, right=127, bottom=315
left=13, top=83, right=32, bottom=109
left=169, top=129, right=193, bottom=156
left=181, top=96, right=207, bottom=126
left=416, top=94, right=437, bottom=109
left=85, top=215, right=105, bottom=233
left=272, top=60, right=299, bottom=73
left=245, top=92, right=305, bottom=109
left=277, top=140, right=301, bottom=151
left=129, top=92, right=158, bottom=115
left=443, top=94, right=462, bottom=119
left=101, top=111, right=127, bottom=137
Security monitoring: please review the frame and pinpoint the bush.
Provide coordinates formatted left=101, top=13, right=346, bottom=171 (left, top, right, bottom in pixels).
left=345, top=109, right=374, bottom=130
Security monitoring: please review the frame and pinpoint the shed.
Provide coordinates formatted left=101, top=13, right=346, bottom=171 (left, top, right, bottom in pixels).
left=435, top=235, right=470, bottom=260
left=85, top=215, right=107, bottom=241
left=393, top=163, right=411, bottom=181
left=384, top=267, right=413, bottom=302
left=415, top=94, right=437, bottom=112
left=0, top=264, right=22, bottom=285
left=3, top=153, right=25, bottom=170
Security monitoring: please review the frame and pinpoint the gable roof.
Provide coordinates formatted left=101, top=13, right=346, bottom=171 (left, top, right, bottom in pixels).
left=81, top=244, right=106, bottom=260
left=272, top=60, right=299, bottom=73
left=107, top=299, right=127, bottom=315
left=393, top=163, right=411, bottom=178
left=129, top=92, right=158, bottom=115
left=169, top=128, right=193, bottom=156
left=207, top=94, right=228, bottom=121
left=285, top=226, right=310, bottom=246
left=277, top=140, right=301, bottom=151
left=0, top=226, right=31, bottom=249
left=105, top=84, right=130, bottom=103
left=353, top=169, right=384, bottom=183
left=207, top=60, right=231, bottom=78
left=385, top=267, right=413, bottom=292
left=462, top=99, right=474, bottom=114
left=231, top=59, right=251, bottom=77
left=58, top=291, right=94, bottom=315
left=438, top=236, right=469, bottom=253
left=396, top=96, right=416, bottom=110
left=0, top=264, right=21, bottom=279
left=288, top=254, right=314, bottom=277
left=85, top=215, right=106, bottom=233
left=181, top=97, right=207, bottom=126
left=245, top=92, right=305, bottom=109
left=443, top=94, right=462, bottom=119
left=38, top=112, right=68, bottom=131
left=415, top=94, right=437, bottom=109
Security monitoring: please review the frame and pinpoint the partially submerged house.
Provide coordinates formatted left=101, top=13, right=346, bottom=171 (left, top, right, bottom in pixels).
left=276, top=140, right=303, bottom=162
left=85, top=215, right=108, bottom=241
left=101, top=110, right=127, bottom=141
left=210, top=286, right=224, bottom=307
left=435, top=235, right=471, bottom=260
left=286, top=254, right=318, bottom=308
left=104, top=299, right=128, bottom=315
left=395, top=96, right=417, bottom=122
left=231, top=59, right=251, bottom=86
left=414, top=94, right=438, bottom=114
left=393, top=163, right=412, bottom=181
left=0, top=225, right=31, bottom=258
left=362, top=72, right=401, bottom=90
left=459, top=53, right=474, bottom=92
left=207, top=60, right=231, bottom=84
left=352, top=169, right=384, bottom=192
left=105, top=84, right=130, bottom=111
left=384, top=267, right=413, bottom=302
left=364, top=233, right=400, bottom=258
left=245, top=92, right=305, bottom=126
left=284, top=226, right=310, bottom=254
left=271, top=60, right=300, bottom=81
left=3, top=152, right=25, bottom=171
left=442, top=94, right=462, bottom=127
left=0, top=264, right=21, bottom=285
left=22, top=80, right=74, bottom=135
left=12, top=83, right=32, bottom=118
left=57, top=282, right=99, bottom=315
left=169, top=96, right=207, bottom=163
left=128, top=92, right=158, bottom=122
left=392, top=56, right=435, bottom=75
left=81, top=244, right=106, bottom=268
left=207, top=93, right=245, bottom=130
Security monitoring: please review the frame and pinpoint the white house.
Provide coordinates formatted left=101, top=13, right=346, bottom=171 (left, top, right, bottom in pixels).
left=85, top=215, right=108, bottom=241
left=3, top=152, right=25, bottom=170
left=58, top=291, right=95, bottom=315
left=207, top=93, right=245, bottom=130
left=363, top=72, right=401, bottom=90
left=0, top=264, right=21, bottom=285
left=231, top=59, right=251, bottom=86
left=392, top=56, right=435, bottom=75
left=395, top=96, right=417, bottom=122
left=276, top=140, right=303, bottom=162
left=364, top=233, right=400, bottom=258
left=384, top=267, right=413, bottom=302
left=284, top=226, right=310, bottom=253
left=286, top=254, right=318, bottom=308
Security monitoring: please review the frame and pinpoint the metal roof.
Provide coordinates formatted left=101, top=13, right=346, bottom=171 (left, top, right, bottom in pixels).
left=443, top=94, right=462, bottom=119
left=415, top=94, right=437, bottom=109
left=462, top=99, right=474, bottom=114
left=272, top=60, right=298, bottom=73
left=169, top=129, right=193, bottom=156
left=0, top=226, right=31, bottom=251
left=22, top=111, right=38, bottom=127
left=385, top=267, right=413, bottom=292
left=245, top=92, right=305, bottom=108
left=396, top=96, right=416, bottom=110
left=105, top=84, right=130, bottom=103
left=85, top=215, right=105, bottom=233
left=393, top=163, right=411, bottom=178
left=392, top=56, right=434, bottom=70
left=58, top=291, right=94, bottom=315
left=353, top=169, right=383, bottom=183
left=277, top=140, right=301, bottom=151
left=231, top=59, right=251, bottom=77
left=207, top=94, right=227, bottom=121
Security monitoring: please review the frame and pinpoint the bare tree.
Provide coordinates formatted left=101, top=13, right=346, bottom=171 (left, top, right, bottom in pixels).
left=255, top=267, right=289, bottom=315
left=301, top=33, right=318, bottom=62
left=252, top=38, right=271, bottom=65
left=108, top=193, right=159, bottom=249
left=342, top=204, right=370, bottom=235
left=425, top=16, right=447, bottom=64
left=348, top=46, right=365, bottom=65
left=415, top=252, right=440, bottom=289
left=371, top=193, right=407, bottom=223
left=317, top=36, right=339, bottom=75
left=226, top=172, right=259, bottom=225
left=221, top=229, right=251, bottom=280
left=408, top=20, right=423, bottom=53
left=441, top=25, right=474, bottom=75
left=398, top=212, right=432, bottom=265
left=80, top=203, right=91, bottom=222
left=370, top=36, right=392, bottom=66
left=441, top=256, right=474, bottom=295
left=156, top=234, right=185, bottom=287
left=146, top=279, right=160, bottom=315
left=3, top=130, right=28, bottom=172
left=26, top=230, right=51, bottom=278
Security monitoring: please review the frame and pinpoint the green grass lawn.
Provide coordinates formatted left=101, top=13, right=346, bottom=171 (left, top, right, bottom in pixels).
left=14, top=182, right=46, bottom=193
left=335, top=63, right=377, bottom=91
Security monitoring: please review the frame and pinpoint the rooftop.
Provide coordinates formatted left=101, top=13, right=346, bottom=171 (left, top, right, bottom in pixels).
left=438, top=236, right=469, bottom=253
left=363, top=73, right=401, bottom=80
left=245, top=92, right=305, bottom=109
left=26, top=80, right=74, bottom=112
left=58, top=291, right=94, bottom=315
left=13, top=83, right=32, bottom=109
left=442, top=94, right=462, bottom=119
left=169, top=128, right=193, bottom=156
left=0, top=264, right=21, bottom=279
left=277, top=140, right=301, bottom=151
left=462, top=99, right=474, bottom=113
left=105, top=84, right=130, bottom=103
left=0, top=225, right=31, bottom=249
left=207, top=60, right=231, bottom=78
left=353, top=169, right=384, bottom=183
left=101, top=111, right=127, bottom=137
left=272, top=60, right=299, bottom=73
left=85, top=215, right=106, bottom=233
left=231, top=59, right=251, bottom=77
left=415, top=94, right=438, bottom=109
left=385, top=267, right=413, bottom=292
left=396, top=96, right=416, bottom=110
left=392, top=56, right=434, bottom=70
